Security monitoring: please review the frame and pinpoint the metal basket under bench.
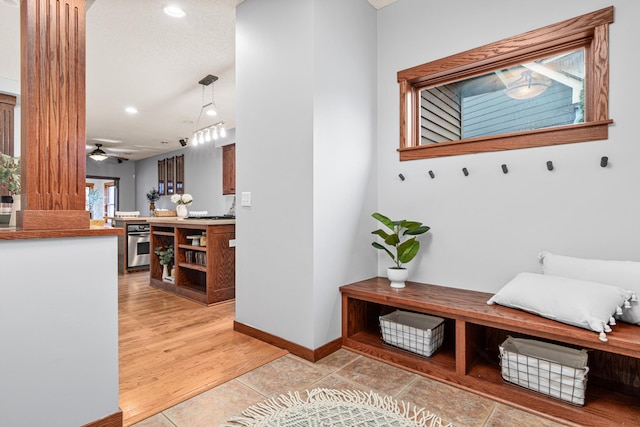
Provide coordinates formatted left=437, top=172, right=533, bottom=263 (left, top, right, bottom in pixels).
left=499, top=336, right=589, bottom=406
left=379, top=310, right=445, bottom=357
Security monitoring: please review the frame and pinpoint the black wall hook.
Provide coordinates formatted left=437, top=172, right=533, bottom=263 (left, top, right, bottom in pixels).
left=546, top=161, right=554, bottom=171
left=600, top=156, right=609, bottom=167
left=398, top=173, right=405, bottom=181
left=462, top=167, right=469, bottom=176
left=501, top=164, right=508, bottom=174
left=428, top=170, right=435, bottom=179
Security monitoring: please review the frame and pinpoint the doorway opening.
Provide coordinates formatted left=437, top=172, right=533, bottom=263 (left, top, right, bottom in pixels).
left=87, top=175, right=120, bottom=225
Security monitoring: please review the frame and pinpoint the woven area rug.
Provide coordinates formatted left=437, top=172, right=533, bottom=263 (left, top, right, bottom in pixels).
left=227, top=388, right=452, bottom=427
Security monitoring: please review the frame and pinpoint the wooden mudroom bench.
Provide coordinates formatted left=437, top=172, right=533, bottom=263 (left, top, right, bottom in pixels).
left=340, top=277, right=640, bottom=427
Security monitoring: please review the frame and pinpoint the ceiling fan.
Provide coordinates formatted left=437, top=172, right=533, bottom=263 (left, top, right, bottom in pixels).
left=88, top=144, right=129, bottom=163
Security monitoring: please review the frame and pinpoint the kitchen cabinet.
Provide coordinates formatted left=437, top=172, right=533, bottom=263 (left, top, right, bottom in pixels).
left=148, top=218, right=235, bottom=305
left=158, top=155, right=185, bottom=195
left=0, top=94, right=16, bottom=156
left=166, top=156, right=175, bottom=195
left=0, top=94, right=16, bottom=197
left=222, top=144, right=235, bottom=195
left=158, top=159, right=166, bottom=195
left=175, top=154, right=184, bottom=194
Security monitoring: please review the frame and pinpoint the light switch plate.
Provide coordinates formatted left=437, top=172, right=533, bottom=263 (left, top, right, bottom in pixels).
left=241, top=191, right=251, bottom=207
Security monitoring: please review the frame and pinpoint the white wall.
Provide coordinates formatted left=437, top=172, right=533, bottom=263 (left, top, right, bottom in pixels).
left=236, top=0, right=315, bottom=348
left=376, top=0, right=640, bottom=292
left=134, top=129, right=236, bottom=217
left=0, top=3, right=19, bottom=82
left=0, top=75, right=21, bottom=158
left=0, top=236, right=120, bottom=427
left=312, top=0, right=377, bottom=347
left=236, top=0, right=377, bottom=349
left=87, top=158, right=137, bottom=211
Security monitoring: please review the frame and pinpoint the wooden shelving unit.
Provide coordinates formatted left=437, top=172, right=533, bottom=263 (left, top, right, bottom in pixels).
left=150, top=221, right=235, bottom=305
left=341, top=277, right=640, bottom=427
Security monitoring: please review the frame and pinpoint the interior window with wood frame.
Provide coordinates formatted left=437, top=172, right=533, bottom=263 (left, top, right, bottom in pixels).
left=397, top=6, right=613, bottom=160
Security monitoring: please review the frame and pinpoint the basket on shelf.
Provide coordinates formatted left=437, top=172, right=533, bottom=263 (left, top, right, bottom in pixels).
left=154, top=210, right=177, bottom=217
left=499, top=336, right=589, bottom=406
left=379, top=310, right=444, bottom=357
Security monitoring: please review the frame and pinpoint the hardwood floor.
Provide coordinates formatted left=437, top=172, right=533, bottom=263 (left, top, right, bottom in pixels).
left=118, top=272, right=288, bottom=426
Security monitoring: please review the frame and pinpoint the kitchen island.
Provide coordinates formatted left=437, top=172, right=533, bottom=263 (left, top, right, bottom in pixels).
left=147, top=217, right=235, bottom=305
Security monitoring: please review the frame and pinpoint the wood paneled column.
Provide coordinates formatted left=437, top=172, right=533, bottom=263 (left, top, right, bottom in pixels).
left=19, top=0, right=88, bottom=230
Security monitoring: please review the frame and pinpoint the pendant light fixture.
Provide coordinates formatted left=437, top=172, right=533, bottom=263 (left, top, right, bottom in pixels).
left=89, top=144, right=109, bottom=161
left=191, top=74, right=226, bottom=146
left=505, top=69, right=552, bottom=100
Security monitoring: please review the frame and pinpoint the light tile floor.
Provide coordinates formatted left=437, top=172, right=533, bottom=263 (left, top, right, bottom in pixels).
left=132, top=349, right=570, bottom=427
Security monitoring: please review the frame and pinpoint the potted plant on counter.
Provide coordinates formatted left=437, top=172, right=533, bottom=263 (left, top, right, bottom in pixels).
left=146, top=187, right=161, bottom=216
left=154, top=244, right=174, bottom=281
left=371, top=212, right=431, bottom=288
left=171, top=193, right=193, bottom=218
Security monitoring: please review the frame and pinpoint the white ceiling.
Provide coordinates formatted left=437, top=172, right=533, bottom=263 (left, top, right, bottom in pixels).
left=1, top=0, right=397, bottom=162
left=85, top=0, right=241, bottom=161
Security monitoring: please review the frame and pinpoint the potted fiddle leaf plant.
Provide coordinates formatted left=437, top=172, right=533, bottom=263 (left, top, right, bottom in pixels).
left=371, top=212, right=430, bottom=288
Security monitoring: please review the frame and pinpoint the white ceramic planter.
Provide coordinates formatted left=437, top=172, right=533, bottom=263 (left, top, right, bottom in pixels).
left=176, top=204, right=188, bottom=218
left=387, top=267, right=408, bottom=288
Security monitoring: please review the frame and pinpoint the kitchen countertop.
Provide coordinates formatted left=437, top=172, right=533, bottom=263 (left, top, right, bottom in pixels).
left=146, top=217, right=235, bottom=226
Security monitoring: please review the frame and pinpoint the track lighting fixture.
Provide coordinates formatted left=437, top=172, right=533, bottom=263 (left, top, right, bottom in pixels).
left=192, top=74, right=227, bottom=146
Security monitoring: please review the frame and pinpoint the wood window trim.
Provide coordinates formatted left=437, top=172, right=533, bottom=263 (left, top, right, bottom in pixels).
left=398, top=6, right=614, bottom=161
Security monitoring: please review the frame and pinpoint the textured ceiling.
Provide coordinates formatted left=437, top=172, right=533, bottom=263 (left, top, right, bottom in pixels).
left=85, top=0, right=241, bottom=160
left=0, top=0, right=397, bottom=162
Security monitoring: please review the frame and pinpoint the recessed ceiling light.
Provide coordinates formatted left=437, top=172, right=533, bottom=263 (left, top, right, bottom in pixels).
left=163, top=5, right=185, bottom=18
left=125, top=106, right=138, bottom=114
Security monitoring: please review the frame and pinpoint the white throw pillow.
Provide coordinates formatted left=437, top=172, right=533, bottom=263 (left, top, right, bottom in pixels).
left=487, top=272, right=633, bottom=341
left=539, top=251, right=640, bottom=325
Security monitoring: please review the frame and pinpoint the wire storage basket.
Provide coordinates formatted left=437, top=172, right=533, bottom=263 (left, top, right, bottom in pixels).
left=499, top=336, right=589, bottom=405
left=379, top=310, right=444, bottom=357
